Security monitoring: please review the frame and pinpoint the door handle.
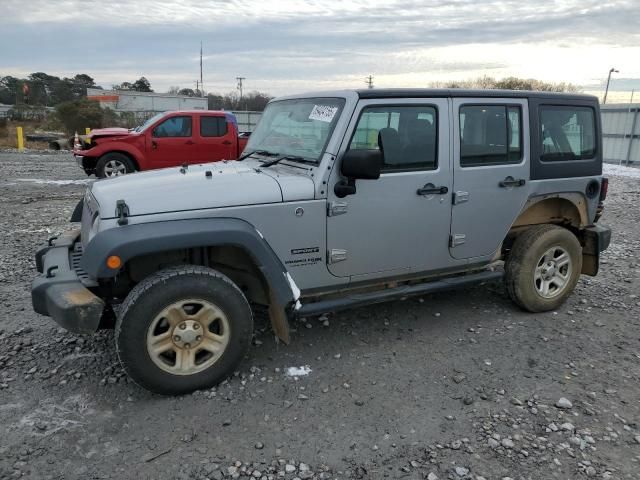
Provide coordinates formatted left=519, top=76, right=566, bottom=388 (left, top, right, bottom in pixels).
left=151, top=140, right=158, bottom=150
left=222, top=140, right=232, bottom=145
left=499, top=177, right=526, bottom=188
left=185, top=140, right=195, bottom=145
left=417, top=184, right=448, bottom=196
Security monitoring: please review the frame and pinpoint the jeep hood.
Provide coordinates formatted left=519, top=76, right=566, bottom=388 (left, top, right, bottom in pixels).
left=90, top=160, right=315, bottom=219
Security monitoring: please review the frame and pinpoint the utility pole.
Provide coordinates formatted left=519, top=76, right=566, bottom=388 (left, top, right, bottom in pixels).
left=236, top=77, right=246, bottom=107
left=365, top=75, right=374, bottom=89
left=200, top=41, right=204, bottom=97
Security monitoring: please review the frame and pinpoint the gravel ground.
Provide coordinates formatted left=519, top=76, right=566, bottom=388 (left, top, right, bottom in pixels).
left=0, top=152, right=639, bottom=480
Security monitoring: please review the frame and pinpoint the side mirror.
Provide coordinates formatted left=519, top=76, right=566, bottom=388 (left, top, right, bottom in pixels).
left=334, top=149, right=382, bottom=198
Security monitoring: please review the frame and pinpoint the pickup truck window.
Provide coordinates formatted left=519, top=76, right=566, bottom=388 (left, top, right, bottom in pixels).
left=540, top=106, right=596, bottom=162
left=246, top=98, right=345, bottom=163
left=349, top=105, right=438, bottom=172
left=153, top=116, right=192, bottom=138
left=460, top=105, right=522, bottom=167
left=201, top=116, right=228, bottom=137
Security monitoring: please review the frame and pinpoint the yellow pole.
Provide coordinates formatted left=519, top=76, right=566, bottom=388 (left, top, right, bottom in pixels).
left=16, top=126, right=24, bottom=151
left=85, top=127, right=91, bottom=144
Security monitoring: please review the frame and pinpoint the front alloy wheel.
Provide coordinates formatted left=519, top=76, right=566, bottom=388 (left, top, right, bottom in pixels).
left=102, top=159, right=128, bottom=177
left=116, top=266, right=253, bottom=395
left=146, top=299, right=230, bottom=375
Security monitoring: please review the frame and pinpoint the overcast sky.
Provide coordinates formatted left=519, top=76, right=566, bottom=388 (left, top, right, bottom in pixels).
left=1, top=0, right=639, bottom=99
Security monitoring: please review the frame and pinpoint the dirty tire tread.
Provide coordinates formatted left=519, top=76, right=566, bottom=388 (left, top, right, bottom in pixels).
left=505, top=224, right=582, bottom=313
left=115, top=265, right=253, bottom=395
left=96, top=152, right=135, bottom=178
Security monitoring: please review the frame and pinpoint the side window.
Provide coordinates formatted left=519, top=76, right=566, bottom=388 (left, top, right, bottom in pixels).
left=349, top=105, right=437, bottom=172
left=460, top=105, right=522, bottom=167
left=201, top=116, right=228, bottom=137
left=153, top=116, right=192, bottom=138
left=540, top=106, right=595, bottom=161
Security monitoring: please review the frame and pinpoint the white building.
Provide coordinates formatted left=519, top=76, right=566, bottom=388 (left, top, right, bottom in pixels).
left=87, top=88, right=207, bottom=113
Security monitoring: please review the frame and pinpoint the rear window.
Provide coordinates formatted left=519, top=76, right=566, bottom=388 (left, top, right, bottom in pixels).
left=201, top=116, right=228, bottom=137
left=540, top=106, right=596, bottom=162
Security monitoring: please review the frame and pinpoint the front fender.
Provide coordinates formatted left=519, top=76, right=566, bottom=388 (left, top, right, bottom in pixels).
left=83, top=141, right=144, bottom=166
left=81, top=217, right=297, bottom=310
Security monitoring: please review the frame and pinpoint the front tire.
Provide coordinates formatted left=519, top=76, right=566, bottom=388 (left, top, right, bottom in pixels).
left=96, top=152, right=135, bottom=178
left=505, top=224, right=582, bottom=312
left=115, top=266, right=253, bottom=395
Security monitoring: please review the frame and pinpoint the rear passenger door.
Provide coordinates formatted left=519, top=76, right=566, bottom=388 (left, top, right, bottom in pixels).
left=450, top=98, right=530, bottom=259
left=196, top=115, right=234, bottom=163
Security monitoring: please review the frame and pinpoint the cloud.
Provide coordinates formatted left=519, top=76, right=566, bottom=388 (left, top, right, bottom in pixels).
left=1, top=0, right=639, bottom=95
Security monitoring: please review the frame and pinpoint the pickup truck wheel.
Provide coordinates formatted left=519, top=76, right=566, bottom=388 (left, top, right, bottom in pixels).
left=115, top=266, right=253, bottom=395
left=96, top=153, right=135, bottom=178
left=505, top=224, right=582, bottom=312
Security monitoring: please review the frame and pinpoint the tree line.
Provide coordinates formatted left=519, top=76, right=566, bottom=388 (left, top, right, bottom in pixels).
left=0, top=73, right=99, bottom=106
left=0, top=72, right=273, bottom=112
left=430, top=76, right=579, bottom=92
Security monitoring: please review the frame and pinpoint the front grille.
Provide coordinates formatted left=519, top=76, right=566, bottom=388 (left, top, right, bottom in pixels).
left=70, top=242, right=98, bottom=287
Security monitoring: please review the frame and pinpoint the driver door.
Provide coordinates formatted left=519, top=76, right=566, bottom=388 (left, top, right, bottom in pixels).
left=326, top=99, right=454, bottom=280
left=147, top=115, right=196, bottom=166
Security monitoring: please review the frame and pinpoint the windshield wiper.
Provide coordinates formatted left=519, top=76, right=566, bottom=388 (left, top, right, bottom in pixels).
left=260, top=155, right=307, bottom=167
left=238, top=150, right=279, bottom=161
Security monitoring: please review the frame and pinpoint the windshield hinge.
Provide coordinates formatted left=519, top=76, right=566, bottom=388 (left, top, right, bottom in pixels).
left=116, top=199, right=130, bottom=226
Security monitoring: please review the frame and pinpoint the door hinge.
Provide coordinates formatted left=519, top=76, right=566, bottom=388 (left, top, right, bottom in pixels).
left=449, top=234, right=466, bottom=248
left=328, top=248, right=348, bottom=264
left=452, top=191, right=469, bottom=205
left=327, top=201, right=348, bottom=217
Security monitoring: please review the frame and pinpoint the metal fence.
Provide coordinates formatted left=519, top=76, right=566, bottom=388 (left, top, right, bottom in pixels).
left=601, top=104, right=639, bottom=165
left=231, top=111, right=262, bottom=132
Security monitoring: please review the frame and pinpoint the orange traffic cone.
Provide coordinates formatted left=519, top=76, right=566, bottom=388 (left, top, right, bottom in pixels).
left=73, top=131, right=80, bottom=150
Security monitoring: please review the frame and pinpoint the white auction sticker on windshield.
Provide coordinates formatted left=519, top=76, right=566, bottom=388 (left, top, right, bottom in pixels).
left=309, top=105, right=338, bottom=123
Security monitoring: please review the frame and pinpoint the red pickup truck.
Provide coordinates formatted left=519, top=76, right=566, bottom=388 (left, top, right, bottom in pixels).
left=74, top=110, right=249, bottom=177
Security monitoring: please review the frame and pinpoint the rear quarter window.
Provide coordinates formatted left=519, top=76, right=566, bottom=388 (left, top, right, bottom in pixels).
left=540, top=106, right=596, bottom=162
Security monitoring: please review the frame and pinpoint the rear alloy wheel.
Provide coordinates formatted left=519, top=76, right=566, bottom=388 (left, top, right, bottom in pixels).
left=115, top=266, right=253, bottom=395
left=96, top=153, right=135, bottom=178
left=505, top=224, right=582, bottom=312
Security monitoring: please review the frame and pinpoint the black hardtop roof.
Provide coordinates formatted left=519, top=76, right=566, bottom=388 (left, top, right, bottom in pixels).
left=356, top=88, right=598, bottom=102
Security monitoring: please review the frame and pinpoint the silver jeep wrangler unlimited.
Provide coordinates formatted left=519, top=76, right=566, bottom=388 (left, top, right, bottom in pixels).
left=32, top=89, right=611, bottom=395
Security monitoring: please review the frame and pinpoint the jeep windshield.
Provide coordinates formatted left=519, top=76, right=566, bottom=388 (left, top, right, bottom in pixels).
left=244, top=97, right=345, bottom=164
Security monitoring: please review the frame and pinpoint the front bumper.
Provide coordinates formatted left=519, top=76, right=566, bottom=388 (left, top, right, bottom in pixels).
left=31, top=229, right=105, bottom=334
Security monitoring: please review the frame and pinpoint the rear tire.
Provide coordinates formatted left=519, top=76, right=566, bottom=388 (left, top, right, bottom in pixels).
left=115, top=266, right=253, bottom=395
left=505, top=224, right=582, bottom=312
left=96, top=152, right=135, bottom=178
